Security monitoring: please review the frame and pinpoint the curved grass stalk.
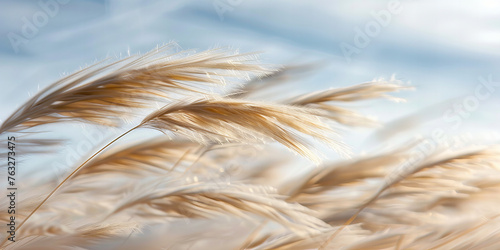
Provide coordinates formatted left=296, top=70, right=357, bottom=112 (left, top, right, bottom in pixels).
left=0, top=125, right=140, bottom=247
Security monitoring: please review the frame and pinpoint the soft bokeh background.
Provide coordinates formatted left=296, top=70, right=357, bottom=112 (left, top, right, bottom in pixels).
left=1, top=0, right=500, bottom=171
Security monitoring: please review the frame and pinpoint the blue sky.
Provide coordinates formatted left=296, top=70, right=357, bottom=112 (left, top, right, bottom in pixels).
left=1, top=0, right=499, bottom=153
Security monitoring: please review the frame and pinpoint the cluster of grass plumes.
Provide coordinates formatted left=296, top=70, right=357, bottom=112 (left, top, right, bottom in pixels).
left=1, top=44, right=499, bottom=250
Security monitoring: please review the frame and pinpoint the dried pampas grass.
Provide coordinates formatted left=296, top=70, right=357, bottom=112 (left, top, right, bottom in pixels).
left=0, top=43, right=268, bottom=134
left=1, top=45, right=498, bottom=250
left=140, top=98, right=351, bottom=161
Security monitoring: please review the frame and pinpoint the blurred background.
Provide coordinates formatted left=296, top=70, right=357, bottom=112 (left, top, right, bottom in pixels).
left=2, top=2, right=500, bottom=248
left=1, top=0, right=500, bottom=159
